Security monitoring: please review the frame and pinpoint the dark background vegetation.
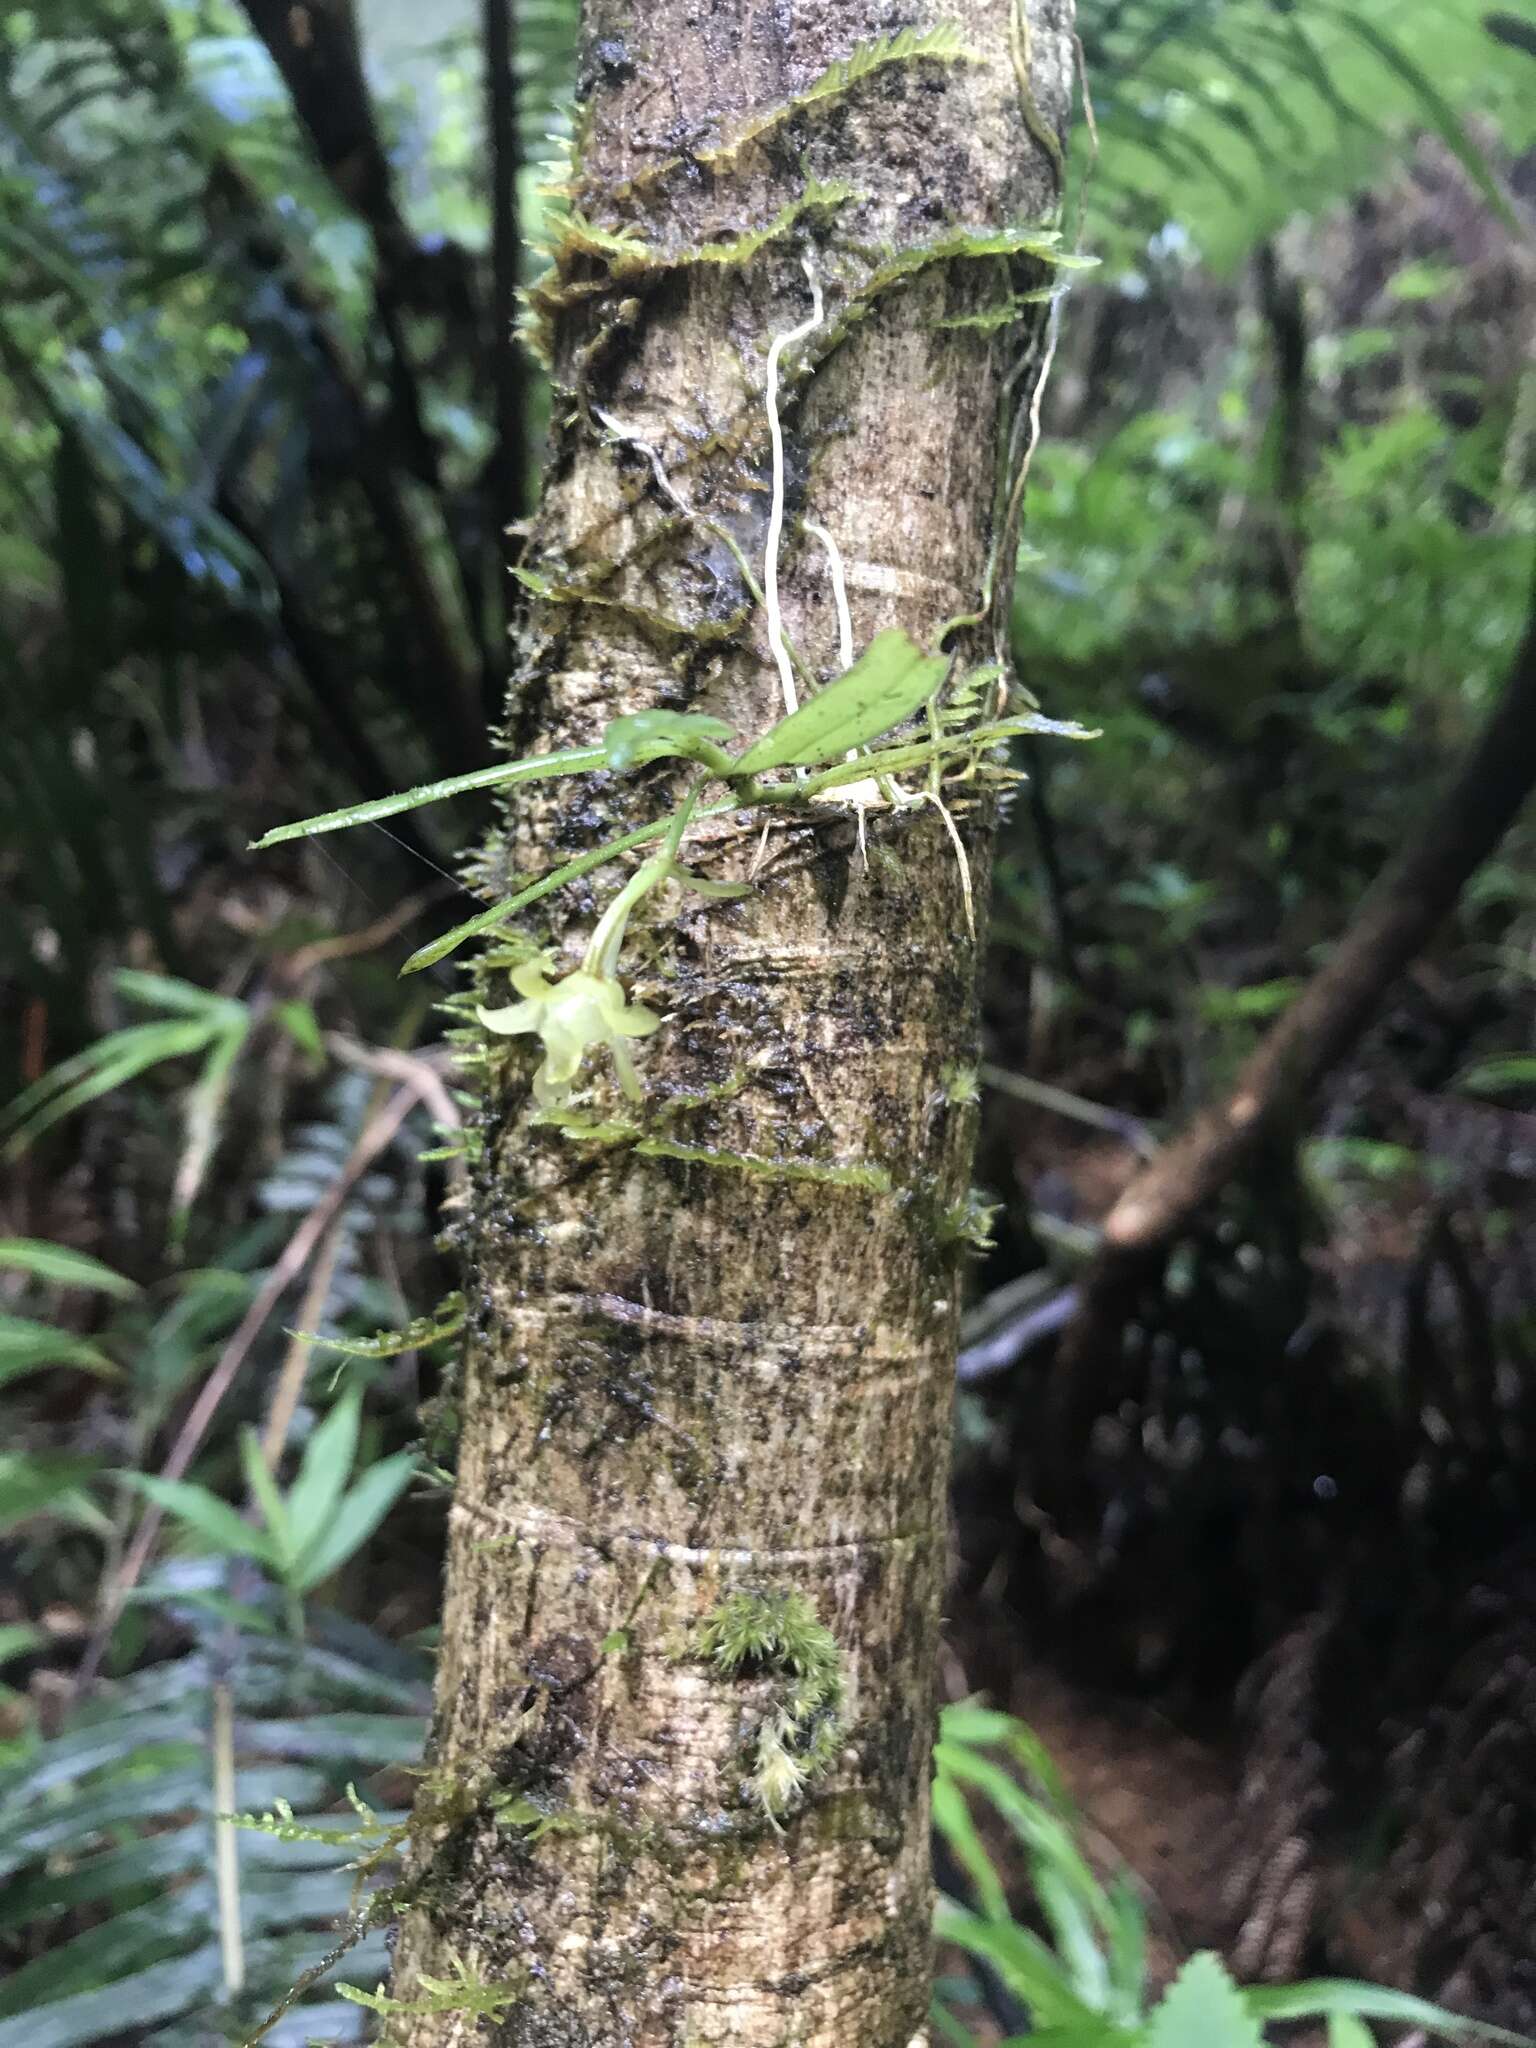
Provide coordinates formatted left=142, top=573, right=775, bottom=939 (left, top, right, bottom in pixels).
left=2, top=1, right=1534, bottom=2041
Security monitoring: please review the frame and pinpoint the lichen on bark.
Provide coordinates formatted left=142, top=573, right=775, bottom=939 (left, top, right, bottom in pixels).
left=384, top=3, right=1074, bottom=2043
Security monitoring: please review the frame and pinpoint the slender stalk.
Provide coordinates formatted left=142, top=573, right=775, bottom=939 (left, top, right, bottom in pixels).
left=212, top=1681, right=245, bottom=1998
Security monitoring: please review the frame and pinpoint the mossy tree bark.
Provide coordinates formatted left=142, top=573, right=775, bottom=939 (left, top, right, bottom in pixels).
left=387, top=3, right=1073, bottom=2042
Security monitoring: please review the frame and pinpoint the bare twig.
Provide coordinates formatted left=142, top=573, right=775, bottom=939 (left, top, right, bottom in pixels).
left=258, top=1219, right=344, bottom=1474
left=324, top=1036, right=463, bottom=1142
left=981, top=1061, right=1158, bottom=1158
left=282, top=892, right=445, bottom=981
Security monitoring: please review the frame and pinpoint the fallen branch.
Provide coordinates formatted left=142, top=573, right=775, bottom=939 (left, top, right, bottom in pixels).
left=1048, top=572, right=1536, bottom=1476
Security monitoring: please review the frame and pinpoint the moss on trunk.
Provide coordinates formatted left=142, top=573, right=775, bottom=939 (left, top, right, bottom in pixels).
left=386, top=3, right=1073, bottom=2041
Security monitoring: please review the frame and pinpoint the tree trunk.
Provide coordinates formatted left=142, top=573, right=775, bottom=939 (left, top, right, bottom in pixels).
left=387, top=4, right=1073, bottom=2042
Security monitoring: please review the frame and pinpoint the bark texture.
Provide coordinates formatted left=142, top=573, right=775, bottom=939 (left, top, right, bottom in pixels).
left=388, top=4, right=1073, bottom=2042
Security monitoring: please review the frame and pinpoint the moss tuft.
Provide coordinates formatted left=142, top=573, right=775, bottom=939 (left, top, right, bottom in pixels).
left=695, top=1588, right=845, bottom=1822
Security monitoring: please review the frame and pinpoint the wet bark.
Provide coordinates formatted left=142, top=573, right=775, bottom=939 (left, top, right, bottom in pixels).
left=387, top=3, right=1073, bottom=2042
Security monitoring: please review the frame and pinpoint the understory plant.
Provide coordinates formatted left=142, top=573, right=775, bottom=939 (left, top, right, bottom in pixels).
left=932, top=1704, right=1533, bottom=2047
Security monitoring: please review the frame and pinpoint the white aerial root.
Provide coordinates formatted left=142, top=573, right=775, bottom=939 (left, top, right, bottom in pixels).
left=803, top=517, right=854, bottom=671
left=764, top=256, right=824, bottom=720
left=802, top=509, right=972, bottom=933
left=805, top=512, right=883, bottom=867
left=599, top=264, right=975, bottom=937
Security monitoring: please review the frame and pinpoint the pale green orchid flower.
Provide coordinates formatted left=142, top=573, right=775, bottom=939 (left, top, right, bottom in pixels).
left=478, top=959, right=661, bottom=1105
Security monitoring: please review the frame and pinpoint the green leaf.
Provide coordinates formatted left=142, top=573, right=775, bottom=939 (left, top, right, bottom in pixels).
left=935, top=1743, right=1111, bottom=1943
left=1313, top=6, right=1521, bottom=234
left=1456, top=1055, right=1536, bottom=1096
left=112, top=971, right=243, bottom=1024
left=1104, top=1876, right=1148, bottom=2024
left=0, top=1942, right=222, bottom=2047
left=0, top=1766, right=328, bottom=1880
left=284, top=1393, right=363, bottom=1565
left=933, top=1775, right=1009, bottom=1922
left=0, top=1240, right=137, bottom=1298
left=2, top=1020, right=222, bottom=1156
left=0, top=1454, right=105, bottom=1538
left=1148, top=1953, right=1263, bottom=2048
left=121, top=1474, right=275, bottom=1568
left=1245, top=1978, right=1536, bottom=2043
left=603, top=709, right=736, bottom=773
left=240, top=1428, right=294, bottom=1567
left=0, top=1706, right=203, bottom=1804
left=292, top=1451, right=417, bottom=1592
left=930, top=2003, right=981, bottom=2048
left=0, top=1826, right=206, bottom=1934
left=275, top=999, right=325, bottom=1059
left=0, top=1625, right=41, bottom=1671
left=734, top=629, right=950, bottom=774
left=1330, top=2018, right=1377, bottom=2048
left=0, top=1315, right=116, bottom=1387
left=249, top=748, right=606, bottom=849
left=934, top=1900, right=1099, bottom=2032
left=399, top=812, right=699, bottom=975
left=0, top=1880, right=212, bottom=2020
left=232, top=1712, right=425, bottom=1767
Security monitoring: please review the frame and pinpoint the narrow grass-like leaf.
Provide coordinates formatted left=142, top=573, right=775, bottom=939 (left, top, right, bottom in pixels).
left=113, top=972, right=243, bottom=1022
left=250, top=748, right=606, bottom=849
left=935, top=1743, right=1109, bottom=1938
left=1104, top=1875, right=1147, bottom=2024
left=121, top=1474, right=275, bottom=1568
left=0, top=1453, right=105, bottom=1538
left=241, top=1428, right=294, bottom=1567
left=293, top=1452, right=417, bottom=1592
left=1330, top=2017, right=1377, bottom=2048
left=1245, top=1978, right=1535, bottom=2043
left=933, top=1775, right=1009, bottom=1922
left=283, top=1394, right=362, bottom=1565
left=0, top=1316, right=116, bottom=1385
left=0, top=1240, right=137, bottom=1297
left=934, top=1900, right=1100, bottom=2032
left=400, top=817, right=678, bottom=974
left=1, top=1021, right=221, bottom=1155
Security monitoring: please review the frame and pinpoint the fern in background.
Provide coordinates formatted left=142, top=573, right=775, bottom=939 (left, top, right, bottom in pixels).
left=0, top=1597, right=426, bottom=2047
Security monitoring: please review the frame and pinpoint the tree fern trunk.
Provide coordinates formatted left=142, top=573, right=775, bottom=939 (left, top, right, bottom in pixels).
left=387, top=3, right=1072, bottom=2041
